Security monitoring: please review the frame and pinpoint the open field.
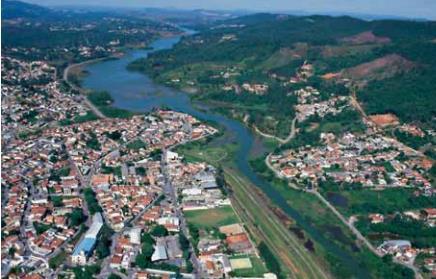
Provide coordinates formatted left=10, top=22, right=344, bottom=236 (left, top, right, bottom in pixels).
left=184, top=206, right=239, bottom=229
left=230, top=255, right=268, bottom=277
left=175, top=139, right=238, bottom=165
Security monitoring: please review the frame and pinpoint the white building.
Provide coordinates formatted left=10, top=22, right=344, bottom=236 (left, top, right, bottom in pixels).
left=71, top=213, right=103, bottom=265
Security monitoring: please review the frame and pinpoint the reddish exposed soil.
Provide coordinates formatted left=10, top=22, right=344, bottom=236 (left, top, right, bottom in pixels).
left=341, top=31, right=391, bottom=44
left=369, top=113, right=400, bottom=127
left=341, top=54, right=415, bottom=82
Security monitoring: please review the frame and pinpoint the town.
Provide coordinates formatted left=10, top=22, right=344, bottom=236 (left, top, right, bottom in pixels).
left=1, top=52, right=274, bottom=279
left=3, top=2, right=436, bottom=279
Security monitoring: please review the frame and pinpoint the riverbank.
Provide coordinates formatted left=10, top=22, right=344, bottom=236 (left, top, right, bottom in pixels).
left=75, top=30, right=417, bottom=279
left=63, top=55, right=122, bottom=90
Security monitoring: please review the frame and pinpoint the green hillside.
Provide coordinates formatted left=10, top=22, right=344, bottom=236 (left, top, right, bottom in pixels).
left=128, top=14, right=436, bottom=137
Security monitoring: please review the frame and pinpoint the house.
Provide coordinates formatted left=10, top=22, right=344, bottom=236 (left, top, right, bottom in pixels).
left=157, top=216, right=180, bottom=232
left=368, top=214, right=384, bottom=224
left=226, top=233, right=253, bottom=253
left=378, top=240, right=411, bottom=255
left=135, top=271, right=150, bottom=279
left=128, top=227, right=142, bottom=245
left=91, top=174, right=113, bottom=187
left=423, top=208, right=436, bottom=220
left=110, top=255, right=122, bottom=269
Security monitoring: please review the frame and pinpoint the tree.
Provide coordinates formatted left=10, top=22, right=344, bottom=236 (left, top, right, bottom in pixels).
left=95, top=224, right=113, bottom=259
left=135, top=167, right=146, bottom=176
left=258, top=242, right=282, bottom=278
left=8, top=247, right=16, bottom=256
left=51, top=196, right=64, bottom=207
left=135, top=253, right=150, bottom=269
left=179, top=233, right=190, bottom=250
left=150, top=225, right=168, bottom=237
left=141, top=232, right=155, bottom=245
left=141, top=242, right=154, bottom=258
left=69, top=208, right=86, bottom=227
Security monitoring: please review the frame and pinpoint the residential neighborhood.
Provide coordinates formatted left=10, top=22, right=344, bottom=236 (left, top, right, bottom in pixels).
left=1, top=54, right=273, bottom=278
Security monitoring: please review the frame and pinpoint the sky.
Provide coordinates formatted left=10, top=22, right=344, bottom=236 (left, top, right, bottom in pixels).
left=24, top=0, right=436, bottom=20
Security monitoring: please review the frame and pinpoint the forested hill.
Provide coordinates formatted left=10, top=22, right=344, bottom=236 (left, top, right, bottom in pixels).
left=129, top=13, right=436, bottom=138
left=2, top=0, right=53, bottom=19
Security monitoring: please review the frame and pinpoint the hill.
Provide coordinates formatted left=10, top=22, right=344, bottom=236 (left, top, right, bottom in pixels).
left=128, top=13, right=436, bottom=137
left=1, top=0, right=55, bottom=19
left=1, top=1, right=179, bottom=67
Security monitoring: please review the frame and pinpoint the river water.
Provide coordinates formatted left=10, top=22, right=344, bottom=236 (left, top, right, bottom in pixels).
left=82, top=31, right=369, bottom=277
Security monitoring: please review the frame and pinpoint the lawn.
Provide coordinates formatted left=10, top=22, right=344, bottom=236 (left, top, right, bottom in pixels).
left=184, top=205, right=239, bottom=229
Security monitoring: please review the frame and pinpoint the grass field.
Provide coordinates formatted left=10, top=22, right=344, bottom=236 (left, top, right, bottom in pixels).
left=177, top=134, right=330, bottom=278
left=175, top=140, right=238, bottom=166
left=184, top=206, right=239, bottom=229
left=230, top=255, right=268, bottom=277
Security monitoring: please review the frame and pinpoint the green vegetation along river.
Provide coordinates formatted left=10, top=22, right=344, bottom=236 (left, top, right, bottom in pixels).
left=81, top=30, right=371, bottom=278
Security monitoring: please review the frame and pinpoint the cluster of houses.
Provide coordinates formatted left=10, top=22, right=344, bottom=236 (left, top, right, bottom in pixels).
left=137, top=203, right=180, bottom=232
left=365, top=210, right=436, bottom=268
left=241, top=83, right=269, bottom=95
left=194, top=221, right=258, bottom=277
left=51, top=109, right=217, bottom=176
left=1, top=57, right=219, bottom=278
left=397, top=124, right=426, bottom=138
left=289, top=61, right=314, bottom=84
left=27, top=197, right=82, bottom=256
left=295, top=94, right=350, bottom=122
left=1, top=57, right=91, bottom=134
left=166, top=151, right=230, bottom=211
left=377, top=240, right=417, bottom=264
left=92, top=179, right=159, bottom=231
left=165, top=151, right=266, bottom=278
left=369, top=208, right=436, bottom=227
left=270, top=132, right=433, bottom=190
left=1, top=128, right=85, bottom=275
left=65, top=112, right=220, bottom=275
left=109, top=227, right=142, bottom=270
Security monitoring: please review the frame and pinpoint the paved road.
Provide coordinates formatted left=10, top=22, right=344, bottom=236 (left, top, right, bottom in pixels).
left=161, top=149, right=203, bottom=279
left=311, top=190, right=380, bottom=255
left=253, top=116, right=297, bottom=144
left=264, top=88, right=423, bottom=278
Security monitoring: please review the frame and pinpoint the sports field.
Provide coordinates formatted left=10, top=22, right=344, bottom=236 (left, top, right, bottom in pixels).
left=184, top=205, right=239, bottom=229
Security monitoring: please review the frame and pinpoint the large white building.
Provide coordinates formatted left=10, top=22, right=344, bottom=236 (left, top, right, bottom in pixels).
left=71, top=213, right=103, bottom=265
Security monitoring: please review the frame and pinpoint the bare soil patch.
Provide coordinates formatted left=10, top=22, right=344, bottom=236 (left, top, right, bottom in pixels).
left=339, top=54, right=415, bottom=85
left=340, top=31, right=391, bottom=45
left=369, top=113, right=400, bottom=127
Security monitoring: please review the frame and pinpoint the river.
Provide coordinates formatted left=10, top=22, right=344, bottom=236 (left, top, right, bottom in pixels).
left=82, top=31, right=369, bottom=277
